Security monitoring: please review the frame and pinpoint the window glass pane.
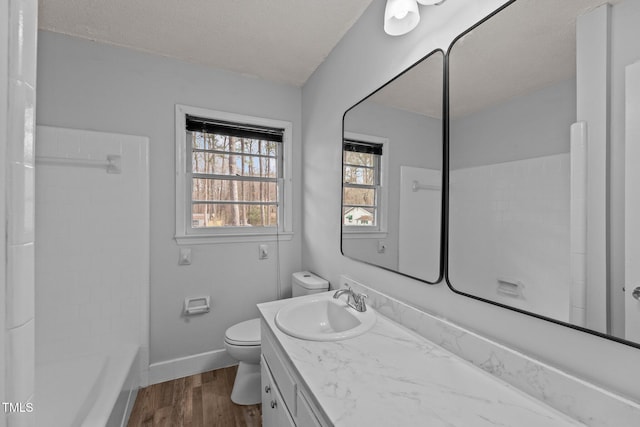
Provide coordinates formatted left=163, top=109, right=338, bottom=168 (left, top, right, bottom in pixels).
left=192, top=152, right=278, bottom=178
left=343, top=187, right=376, bottom=207
left=249, top=140, right=279, bottom=156
left=342, top=207, right=376, bottom=226
left=191, top=131, right=203, bottom=149
left=192, top=203, right=277, bottom=228
left=191, top=132, right=227, bottom=151
left=344, top=151, right=376, bottom=167
left=343, top=165, right=376, bottom=185
left=192, top=179, right=277, bottom=203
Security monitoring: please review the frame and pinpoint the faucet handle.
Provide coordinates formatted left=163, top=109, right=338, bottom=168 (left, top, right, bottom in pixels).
left=355, top=293, right=368, bottom=312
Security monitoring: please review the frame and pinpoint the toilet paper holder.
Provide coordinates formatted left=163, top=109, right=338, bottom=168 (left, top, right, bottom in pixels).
left=184, top=296, right=210, bottom=315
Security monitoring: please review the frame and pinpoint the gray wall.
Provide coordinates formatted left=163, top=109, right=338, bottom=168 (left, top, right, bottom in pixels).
left=301, top=0, right=640, bottom=402
left=450, top=79, right=575, bottom=169
left=36, top=31, right=303, bottom=367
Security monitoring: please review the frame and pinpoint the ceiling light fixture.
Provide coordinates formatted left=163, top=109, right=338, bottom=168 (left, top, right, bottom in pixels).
left=384, top=0, right=420, bottom=36
left=384, top=0, right=446, bottom=36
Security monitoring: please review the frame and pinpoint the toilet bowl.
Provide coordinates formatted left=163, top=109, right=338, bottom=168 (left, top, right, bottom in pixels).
left=224, top=271, right=329, bottom=405
left=224, top=318, right=262, bottom=405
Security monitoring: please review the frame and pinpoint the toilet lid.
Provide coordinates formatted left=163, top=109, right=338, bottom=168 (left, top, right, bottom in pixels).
left=225, top=318, right=261, bottom=346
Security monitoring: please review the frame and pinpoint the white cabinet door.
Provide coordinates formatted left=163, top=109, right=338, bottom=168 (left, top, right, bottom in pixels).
left=261, top=356, right=295, bottom=427
left=261, top=359, right=278, bottom=427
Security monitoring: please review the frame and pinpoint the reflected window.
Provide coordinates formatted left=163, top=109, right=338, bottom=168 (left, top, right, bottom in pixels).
left=342, top=139, right=383, bottom=229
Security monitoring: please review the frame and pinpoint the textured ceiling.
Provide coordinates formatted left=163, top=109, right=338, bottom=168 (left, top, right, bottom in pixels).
left=39, top=0, right=625, bottom=113
left=38, top=0, right=374, bottom=87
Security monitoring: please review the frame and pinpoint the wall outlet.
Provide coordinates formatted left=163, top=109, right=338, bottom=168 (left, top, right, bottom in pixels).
left=179, top=247, right=192, bottom=265
left=377, top=240, right=386, bottom=253
left=259, top=244, right=269, bottom=259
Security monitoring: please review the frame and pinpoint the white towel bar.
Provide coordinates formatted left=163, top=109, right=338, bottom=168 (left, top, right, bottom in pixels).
left=411, top=180, right=440, bottom=192
left=36, top=154, right=121, bottom=174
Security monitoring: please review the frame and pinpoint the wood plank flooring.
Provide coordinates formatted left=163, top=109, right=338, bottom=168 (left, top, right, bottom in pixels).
left=128, top=366, right=262, bottom=427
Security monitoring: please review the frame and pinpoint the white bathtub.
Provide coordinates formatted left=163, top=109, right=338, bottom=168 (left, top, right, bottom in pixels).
left=36, top=344, right=140, bottom=427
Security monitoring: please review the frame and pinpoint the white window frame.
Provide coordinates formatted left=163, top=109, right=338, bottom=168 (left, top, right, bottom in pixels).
left=342, top=131, right=389, bottom=239
left=175, top=104, right=293, bottom=244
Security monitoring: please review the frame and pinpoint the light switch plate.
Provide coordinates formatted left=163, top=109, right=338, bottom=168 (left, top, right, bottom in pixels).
left=259, top=244, right=269, bottom=260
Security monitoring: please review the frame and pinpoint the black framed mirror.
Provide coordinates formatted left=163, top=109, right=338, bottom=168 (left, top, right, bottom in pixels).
left=446, top=0, right=640, bottom=348
left=341, top=49, right=445, bottom=284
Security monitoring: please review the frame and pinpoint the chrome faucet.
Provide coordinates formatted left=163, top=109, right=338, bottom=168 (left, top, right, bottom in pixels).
left=333, top=287, right=368, bottom=312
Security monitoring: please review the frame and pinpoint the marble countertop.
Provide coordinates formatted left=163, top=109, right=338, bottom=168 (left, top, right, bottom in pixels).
left=258, top=292, right=585, bottom=427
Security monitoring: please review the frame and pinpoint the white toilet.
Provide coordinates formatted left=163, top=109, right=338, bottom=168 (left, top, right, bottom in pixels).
left=224, top=271, right=329, bottom=405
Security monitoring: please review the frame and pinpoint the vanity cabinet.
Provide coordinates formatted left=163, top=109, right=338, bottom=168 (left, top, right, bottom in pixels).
left=261, top=321, right=326, bottom=427
left=261, top=355, right=295, bottom=427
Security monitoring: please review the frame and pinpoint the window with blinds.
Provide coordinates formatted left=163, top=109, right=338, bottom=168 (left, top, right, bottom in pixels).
left=342, top=139, right=383, bottom=228
left=186, top=115, right=284, bottom=229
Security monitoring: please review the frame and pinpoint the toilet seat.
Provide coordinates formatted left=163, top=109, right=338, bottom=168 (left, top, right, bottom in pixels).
left=224, top=318, right=261, bottom=346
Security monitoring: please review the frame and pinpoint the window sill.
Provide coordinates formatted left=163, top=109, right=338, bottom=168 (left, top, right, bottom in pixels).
left=342, top=231, right=388, bottom=239
left=175, top=231, right=294, bottom=245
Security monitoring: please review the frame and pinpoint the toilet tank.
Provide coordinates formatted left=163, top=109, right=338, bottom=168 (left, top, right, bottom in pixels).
left=292, top=271, right=329, bottom=297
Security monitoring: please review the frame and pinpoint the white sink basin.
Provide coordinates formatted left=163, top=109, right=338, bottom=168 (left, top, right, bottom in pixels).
left=275, top=293, right=376, bottom=341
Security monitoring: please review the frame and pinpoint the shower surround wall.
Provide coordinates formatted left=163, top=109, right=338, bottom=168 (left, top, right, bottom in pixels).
left=34, top=126, right=149, bottom=366
left=1, top=1, right=38, bottom=426
left=449, top=154, right=570, bottom=320
left=447, top=79, right=575, bottom=322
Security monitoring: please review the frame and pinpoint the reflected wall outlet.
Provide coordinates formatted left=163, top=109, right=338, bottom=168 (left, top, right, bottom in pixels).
left=259, top=244, right=269, bottom=260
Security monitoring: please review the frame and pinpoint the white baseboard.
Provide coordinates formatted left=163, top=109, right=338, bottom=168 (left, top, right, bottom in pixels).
left=119, top=388, right=137, bottom=427
left=148, top=349, right=236, bottom=385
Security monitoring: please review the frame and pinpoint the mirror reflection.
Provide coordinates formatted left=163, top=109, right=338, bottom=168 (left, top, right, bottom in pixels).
left=342, top=51, right=443, bottom=283
left=448, top=0, right=640, bottom=345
